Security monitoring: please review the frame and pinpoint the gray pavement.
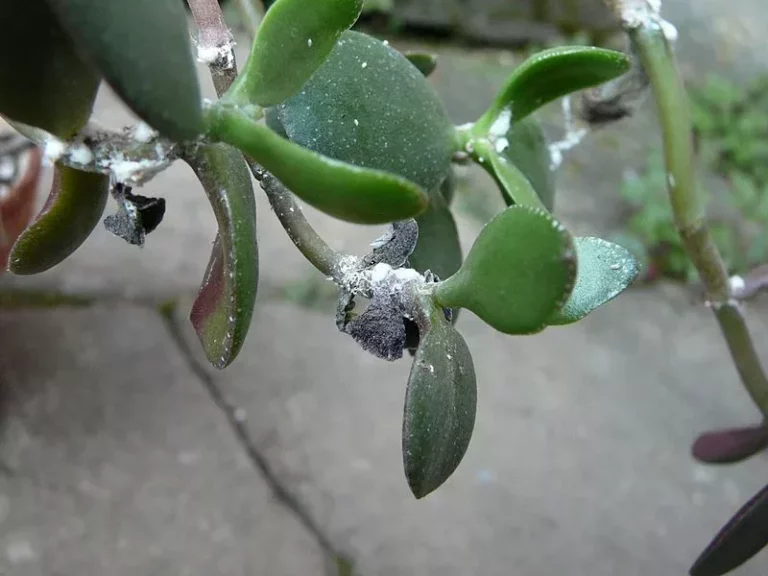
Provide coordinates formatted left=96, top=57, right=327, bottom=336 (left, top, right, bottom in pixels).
left=3, top=4, right=768, bottom=575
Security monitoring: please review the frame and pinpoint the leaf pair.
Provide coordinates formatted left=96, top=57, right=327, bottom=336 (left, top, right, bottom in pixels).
left=432, top=207, right=639, bottom=334
left=0, top=0, right=202, bottom=140
left=464, top=46, right=631, bottom=212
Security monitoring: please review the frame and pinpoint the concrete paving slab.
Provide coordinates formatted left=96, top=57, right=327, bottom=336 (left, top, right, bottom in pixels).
left=0, top=305, right=327, bottom=576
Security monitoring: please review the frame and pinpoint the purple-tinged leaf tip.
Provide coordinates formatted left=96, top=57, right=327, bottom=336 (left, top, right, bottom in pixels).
left=692, top=424, right=768, bottom=465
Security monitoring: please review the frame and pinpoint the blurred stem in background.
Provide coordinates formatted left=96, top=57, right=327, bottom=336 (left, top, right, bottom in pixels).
left=603, top=0, right=768, bottom=418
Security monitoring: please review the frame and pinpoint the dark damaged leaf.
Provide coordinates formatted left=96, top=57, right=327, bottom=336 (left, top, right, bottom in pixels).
left=186, top=144, right=258, bottom=369
left=9, top=163, right=108, bottom=274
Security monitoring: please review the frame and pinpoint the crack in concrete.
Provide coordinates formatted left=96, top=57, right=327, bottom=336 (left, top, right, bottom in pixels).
left=159, top=305, right=353, bottom=575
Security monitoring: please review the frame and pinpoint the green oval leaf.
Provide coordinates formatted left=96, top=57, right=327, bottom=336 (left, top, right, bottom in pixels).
left=690, top=483, right=768, bottom=576
left=434, top=206, right=576, bottom=335
left=207, top=105, right=429, bottom=224
left=404, top=51, right=438, bottom=77
left=474, top=46, right=630, bottom=134
left=0, top=0, right=100, bottom=138
left=46, top=0, right=202, bottom=140
left=548, top=237, right=639, bottom=325
left=403, top=306, right=476, bottom=499
left=9, top=164, right=109, bottom=275
left=186, top=144, right=258, bottom=370
left=277, top=31, right=454, bottom=192
left=503, top=118, right=556, bottom=211
left=409, top=189, right=462, bottom=281
left=226, top=0, right=363, bottom=107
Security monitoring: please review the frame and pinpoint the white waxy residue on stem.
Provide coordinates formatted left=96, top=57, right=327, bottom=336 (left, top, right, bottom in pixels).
left=548, top=96, right=588, bottom=170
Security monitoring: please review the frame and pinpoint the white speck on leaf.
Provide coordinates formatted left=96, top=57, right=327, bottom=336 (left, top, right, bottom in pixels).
left=354, top=119, right=359, bottom=126
left=307, top=38, right=313, bottom=47
left=362, top=62, right=368, bottom=68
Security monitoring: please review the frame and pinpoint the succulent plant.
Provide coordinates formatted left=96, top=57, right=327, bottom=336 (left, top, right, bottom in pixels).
left=0, top=0, right=638, bottom=500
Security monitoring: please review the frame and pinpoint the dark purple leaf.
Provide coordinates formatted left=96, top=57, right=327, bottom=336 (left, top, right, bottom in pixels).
left=692, top=424, right=768, bottom=464
left=690, top=483, right=768, bottom=576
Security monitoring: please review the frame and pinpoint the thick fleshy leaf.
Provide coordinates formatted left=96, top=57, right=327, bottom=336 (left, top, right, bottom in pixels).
left=690, top=483, right=768, bottom=576
left=46, top=0, right=202, bottom=140
left=0, top=0, right=100, bottom=138
left=207, top=105, right=428, bottom=224
left=473, top=139, right=547, bottom=210
left=186, top=144, right=258, bottom=370
left=692, top=425, right=768, bottom=464
left=473, top=46, right=630, bottom=135
left=404, top=51, right=438, bottom=77
left=503, top=118, right=556, bottom=211
left=548, top=237, right=639, bottom=325
left=403, top=304, right=476, bottom=499
left=0, top=148, right=43, bottom=271
left=277, top=31, right=454, bottom=192
left=226, top=0, right=363, bottom=107
left=9, top=164, right=108, bottom=275
left=434, top=206, right=576, bottom=335
left=409, top=189, right=462, bottom=281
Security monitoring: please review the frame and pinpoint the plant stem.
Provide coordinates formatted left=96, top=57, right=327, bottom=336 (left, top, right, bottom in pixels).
left=187, top=0, right=238, bottom=96
left=608, top=1, right=768, bottom=417
left=187, top=0, right=345, bottom=280
left=251, top=165, right=342, bottom=279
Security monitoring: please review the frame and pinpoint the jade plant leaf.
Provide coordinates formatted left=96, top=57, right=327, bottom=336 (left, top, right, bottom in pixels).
left=0, top=0, right=100, bottom=138
left=226, top=0, right=363, bottom=107
left=434, top=206, right=576, bottom=335
left=409, top=189, right=462, bottom=281
left=404, top=51, right=438, bottom=77
left=473, top=139, right=547, bottom=210
left=692, top=425, right=768, bottom=464
left=186, top=144, right=258, bottom=370
left=503, top=118, right=556, bottom=211
left=473, top=46, right=630, bottom=135
left=690, top=483, right=768, bottom=576
left=403, top=304, right=476, bottom=499
left=9, top=164, right=109, bottom=275
left=207, top=105, right=428, bottom=224
left=46, top=0, right=202, bottom=140
left=548, top=237, right=639, bottom=325
left=277, top=30, right=454, bottom=192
